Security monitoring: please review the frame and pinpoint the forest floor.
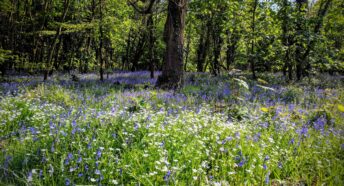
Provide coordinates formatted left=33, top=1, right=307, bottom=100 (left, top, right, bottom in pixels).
left=0, top=71, right=343, bottom=185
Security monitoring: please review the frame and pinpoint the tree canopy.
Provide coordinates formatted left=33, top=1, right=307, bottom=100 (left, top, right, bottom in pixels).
left=0, top=0, right=343, bottom=86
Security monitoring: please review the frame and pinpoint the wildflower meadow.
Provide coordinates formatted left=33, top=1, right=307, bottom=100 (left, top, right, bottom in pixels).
left=0, top=72, right=343, bottom=185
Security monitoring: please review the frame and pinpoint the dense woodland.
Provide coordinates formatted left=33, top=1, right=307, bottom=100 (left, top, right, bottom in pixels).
left=1, top=1, right=344, bottom=185
left=0, top=0, right=343, bottom=88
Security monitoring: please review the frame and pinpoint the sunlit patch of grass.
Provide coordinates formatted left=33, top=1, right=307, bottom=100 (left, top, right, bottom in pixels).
left=25, top=84, right=79, bottom=107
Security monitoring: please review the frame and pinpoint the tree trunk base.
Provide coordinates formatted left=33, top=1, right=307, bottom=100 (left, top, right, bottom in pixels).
left=156, top=72, right=183, bottom=90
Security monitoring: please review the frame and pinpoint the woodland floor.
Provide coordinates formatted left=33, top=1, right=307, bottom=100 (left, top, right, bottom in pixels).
left=0, top=71, right=343, bottom=185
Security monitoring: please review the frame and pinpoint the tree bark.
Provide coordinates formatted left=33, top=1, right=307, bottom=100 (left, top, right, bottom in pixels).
left=156, top=0, right=186, bottom=89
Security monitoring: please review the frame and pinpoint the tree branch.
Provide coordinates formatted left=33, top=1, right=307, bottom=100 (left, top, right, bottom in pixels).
left=128, top=0, right=156, bottom=14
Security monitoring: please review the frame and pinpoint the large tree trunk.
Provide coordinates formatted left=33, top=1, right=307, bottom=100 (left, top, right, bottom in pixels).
left=156, top=0, right=186, bottom=89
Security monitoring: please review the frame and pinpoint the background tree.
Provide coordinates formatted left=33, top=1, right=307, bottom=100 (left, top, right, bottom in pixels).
left=0, top=0, right=342, bottom=84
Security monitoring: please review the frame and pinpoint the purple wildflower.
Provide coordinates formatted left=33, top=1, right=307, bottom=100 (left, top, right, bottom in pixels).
left=278, top=162, right=283, bottom=169
left=77, top=156, right=82, bottom=163
left=72, top=120, right=77, bottom=128
left=289, top=138, right=295, bottom=145
left=265, top=171, right=270, bottom=184
left=313, top=116, right=326, bottom=131
left=29, top=127, right=37, bottom=135
left=260, top=122, right=269, bottom=129
left=235, top=132, right=240, bottom=139
left=49, top=121, right=56, bottom=129
left=163, top=170, right=171, bottom=182
left=222, top=136, right=233, bottom=144
left=238, top=159, right=246, bottom=167
left=264, top=155, right=270, bottom=161
left=160, top=141, right=165, bottom=147
left=253, top=132, right=261, bottom=142
left=223, top=86, right=231, bottom=96
left=51, top=143, right=55, bottom=153
left=96, top=149, right=102, bottom=160
left=288, top=104, right=295, bottom=111
left=68, top=153, right=73, bottom=160
left=134, top=123, right=139, bottom=131
left=112, top=133, right=117, bottom=139
left=71, top=128, right=76, bottom=135
left=95, top=169, right=101, bottom=175
left=65, top=178, right=71, bottom=186
left=297, top=126, right=308, bottom=138
left=61, top=131, right=67, bottom=136
left=27, top=171, right=33, bottom=182
left=4, top=156, right=12, bottom=168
